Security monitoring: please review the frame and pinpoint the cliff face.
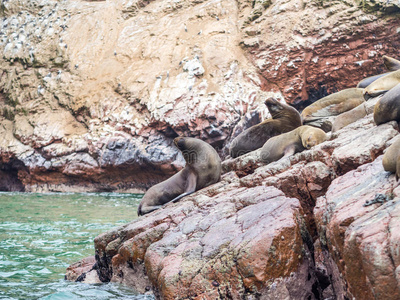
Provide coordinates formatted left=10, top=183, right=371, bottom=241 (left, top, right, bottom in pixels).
left=1, top=0, right=400, bottom=192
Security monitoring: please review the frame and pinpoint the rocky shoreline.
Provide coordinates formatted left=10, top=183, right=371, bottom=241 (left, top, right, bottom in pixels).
left=66, top=100, right=400, bottom=298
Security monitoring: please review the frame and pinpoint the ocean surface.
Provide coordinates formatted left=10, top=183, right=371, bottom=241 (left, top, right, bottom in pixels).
left=0, top=192, right=153, bottom=300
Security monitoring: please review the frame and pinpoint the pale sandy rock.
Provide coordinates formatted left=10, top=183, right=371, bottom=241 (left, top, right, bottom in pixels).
left=2, top=0, right=400, bottom=191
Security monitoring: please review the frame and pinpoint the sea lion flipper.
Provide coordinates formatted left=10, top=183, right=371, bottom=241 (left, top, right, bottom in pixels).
left=138, top=205, right=164, bottom=215
left=171, top=191, right=195, bottom=203
left=283, top=145, right=296, bottom=158
left=138, top=137, right=221, bottom=215
left=170, top=170, right=197, bottom=203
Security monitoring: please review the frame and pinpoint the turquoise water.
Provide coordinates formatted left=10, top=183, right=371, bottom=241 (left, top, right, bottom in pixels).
left=0, top=192, right=152, bottom=300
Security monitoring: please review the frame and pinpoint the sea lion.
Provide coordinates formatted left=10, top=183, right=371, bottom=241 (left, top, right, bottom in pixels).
left=331, top=102, right=368, bottom=132
left=373, top=82, right=400, bottom=125
left=383, top=55, right=400, bottom=71
left=229, top=97, right=302, bottom=158
left=382, top=137, right=400, bottom=180
left=137, top=137, right=221, bottom=215
left=301, top=88, right=364, bottom=131
left=260, top=125, right=327, bottom=164
left=301, top=88, right=365, bottom=123
left=356, top=56, right=400, bottom=89
left=364, top=69, right=400, bottom=100
left=357, top=73, right=391, bottom=89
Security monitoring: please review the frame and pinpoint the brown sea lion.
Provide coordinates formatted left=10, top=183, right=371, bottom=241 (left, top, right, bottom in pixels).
left=383, top=55, right=400, bottom=71
left=373, top=82, right=400, bottom=125
left=331, top=103, right=368, bottom=132
left=137, top=137, right=221, bottom=215
left=301, top=88, right=365, bottom=123
left=382, top=137, right=400, bottom=180
left=260, top=125, right=327, bottom=164
left=364, top=69, right=400, bottom=100
left=229, top=97, right=302, bottom=158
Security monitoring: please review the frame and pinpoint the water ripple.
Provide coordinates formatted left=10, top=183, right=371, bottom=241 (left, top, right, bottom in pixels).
left=0, top=192, right=148, bottom=300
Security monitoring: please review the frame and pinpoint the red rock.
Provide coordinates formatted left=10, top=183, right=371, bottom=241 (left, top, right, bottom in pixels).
left=314, top=156, right=400, bottom=299
left=65, top=256, right=96, bottom=282
left=89, top=185, right=320, bottom=299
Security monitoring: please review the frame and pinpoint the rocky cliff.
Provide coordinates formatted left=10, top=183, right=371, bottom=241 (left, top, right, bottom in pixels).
left=1, top=0, right=400, bottom=192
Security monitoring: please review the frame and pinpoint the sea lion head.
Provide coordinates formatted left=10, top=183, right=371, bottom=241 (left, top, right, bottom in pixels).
left=173, top=137, right=199, bottom=164
left=301, top=127, right=327, bottom=149
left=264, top=97, right=285, bottom=118
left=383, top=55, right=400, bottom=72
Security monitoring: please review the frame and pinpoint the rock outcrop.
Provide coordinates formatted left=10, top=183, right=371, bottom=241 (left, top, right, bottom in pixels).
left=1, top=0, right=400, bottom=191
left=67, top=100, right=400, bottom=299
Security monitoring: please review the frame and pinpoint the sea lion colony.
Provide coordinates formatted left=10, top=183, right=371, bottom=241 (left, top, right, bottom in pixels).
left=138, top=55, right=400, bottom=215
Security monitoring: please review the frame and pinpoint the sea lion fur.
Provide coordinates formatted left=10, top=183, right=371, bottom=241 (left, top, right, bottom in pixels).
left=382, top=137, right=400, bottom=181
left=301, top=88, right=365, bottom=124
left=373, top=82, right=400, bottom=125
left=332, top=102, right=368, bottom=133
left=357, top=73, right=391, bottom=89
left=356, top=56, right=400, bottom=89
left=364, top=69, right=400, bottom=100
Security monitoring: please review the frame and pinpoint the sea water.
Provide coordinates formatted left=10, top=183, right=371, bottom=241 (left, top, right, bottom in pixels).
left=0, top=192, right=153, bottom=300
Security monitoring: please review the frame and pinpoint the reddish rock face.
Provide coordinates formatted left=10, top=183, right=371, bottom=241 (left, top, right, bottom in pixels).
left=242, top=2, right=400, bottom=107
left=92, top=185, right=319, bottom=299
left=314, top=156, right=400, bottom=299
